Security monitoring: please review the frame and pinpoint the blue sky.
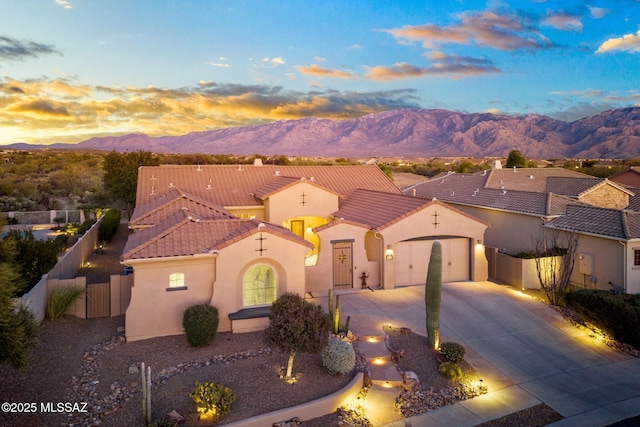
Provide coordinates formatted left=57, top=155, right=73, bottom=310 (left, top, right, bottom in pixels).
left=1, top=0, right=639, bottom=145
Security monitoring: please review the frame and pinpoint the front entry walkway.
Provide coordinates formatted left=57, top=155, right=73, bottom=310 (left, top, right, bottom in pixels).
left=310, top=282, right=640, bottom=427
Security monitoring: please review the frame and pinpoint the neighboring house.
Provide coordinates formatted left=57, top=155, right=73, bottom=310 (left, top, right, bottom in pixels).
left=121, top=164, right=489, bottom=341
left=609, top=166, right=640, bottom=188
left=405, top=167, right=640, bottom=294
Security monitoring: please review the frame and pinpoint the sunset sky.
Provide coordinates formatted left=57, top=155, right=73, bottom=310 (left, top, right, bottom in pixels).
left=1, top=0, right=639, bottom=146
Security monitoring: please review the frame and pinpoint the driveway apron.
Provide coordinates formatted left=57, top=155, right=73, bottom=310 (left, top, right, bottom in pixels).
left=312, top=281, right=640, bottom=427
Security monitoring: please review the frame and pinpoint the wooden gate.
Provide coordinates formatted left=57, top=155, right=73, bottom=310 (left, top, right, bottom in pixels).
left=86, top=282, right=110, bottom=318
left=332, top=240, right=353, bottom=289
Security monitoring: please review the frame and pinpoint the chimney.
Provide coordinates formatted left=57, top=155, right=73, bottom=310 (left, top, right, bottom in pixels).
left=253, top=158, right=263, bottom=166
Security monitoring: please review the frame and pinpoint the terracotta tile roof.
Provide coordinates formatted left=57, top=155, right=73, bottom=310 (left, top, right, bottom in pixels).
left=315, top=188, right=489, bottom=232
left=135, top=165, right=400, bottom=208
left=327, top=189, right=436, bottom=230
left=122, top=217, right=312, bottom=261
left=253, top=175, right=342, bottom=200
left=545, top=205, right=640, bottom=239
left=129, top=189, right=236, bottom=227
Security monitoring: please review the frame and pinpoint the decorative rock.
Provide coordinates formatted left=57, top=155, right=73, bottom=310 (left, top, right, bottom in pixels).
left=272, top=416, right=302, bottom=427
left=128, top=363, right=139, bottom=374
left=167, top=410, right=184, bottom=423
left=402, top=371, right=422, bottom=393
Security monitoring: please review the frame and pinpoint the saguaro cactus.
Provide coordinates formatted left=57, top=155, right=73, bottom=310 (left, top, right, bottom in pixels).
left=327, top=289, right=350, bottom=334
left=425, top=240, right=442, bottom=350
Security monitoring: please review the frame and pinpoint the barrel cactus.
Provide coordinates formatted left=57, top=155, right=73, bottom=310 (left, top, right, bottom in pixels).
left=425, top=240, right=442, bottom=350
left=322, top=335, right=356, bottom=375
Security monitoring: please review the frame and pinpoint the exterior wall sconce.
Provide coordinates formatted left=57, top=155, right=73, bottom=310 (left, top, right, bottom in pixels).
left=385, top=244, right=394, bottom=260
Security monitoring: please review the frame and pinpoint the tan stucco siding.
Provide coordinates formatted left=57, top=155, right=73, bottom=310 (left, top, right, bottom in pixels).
left=578, top=186, right=629, bottom=210
left=448, top=205, right=544, bottom=255
left=382, top=205, right=488, bottom=285
left=212, top=233, right=308, bottom=332
left=564, top=232, right=625, bottom=292
left=307, top=224, right=377, bottom=292
left=125, top=256, right=216, bottom=342
left=265, top=182, right=339, bottom=224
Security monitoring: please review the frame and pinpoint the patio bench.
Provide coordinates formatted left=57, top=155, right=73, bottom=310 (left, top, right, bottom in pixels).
left=228, top=306, right=271, bottom=333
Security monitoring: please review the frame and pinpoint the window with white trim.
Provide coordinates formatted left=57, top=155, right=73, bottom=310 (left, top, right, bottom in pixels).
left=243, top=264, right=277, bottom=306
left=634, top=249, right=640, bottom=267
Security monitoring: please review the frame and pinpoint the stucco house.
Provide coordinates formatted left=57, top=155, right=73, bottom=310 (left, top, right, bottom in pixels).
left=405, top=167, right=640, bottom=295
left=121, top=164, right=489, bottom=341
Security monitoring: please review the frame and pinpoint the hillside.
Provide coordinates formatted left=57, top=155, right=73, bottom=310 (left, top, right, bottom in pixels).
left=8, top=107, right=640, bottom=158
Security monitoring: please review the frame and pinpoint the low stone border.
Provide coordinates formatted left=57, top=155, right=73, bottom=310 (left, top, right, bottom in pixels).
left=225, top=372, right=364, bottom=427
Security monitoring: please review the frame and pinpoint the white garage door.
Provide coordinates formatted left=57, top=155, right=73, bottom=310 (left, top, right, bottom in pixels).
left=394, top=238, right=470, bottom=286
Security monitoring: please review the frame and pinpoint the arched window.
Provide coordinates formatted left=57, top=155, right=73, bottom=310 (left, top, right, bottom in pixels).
left=243, top=264, right=277, bottom=307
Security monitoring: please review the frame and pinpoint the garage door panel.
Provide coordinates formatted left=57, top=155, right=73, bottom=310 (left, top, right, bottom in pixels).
left=395, top=238, right=469, bottom=286
left=444, top=238, right=470, bottom=282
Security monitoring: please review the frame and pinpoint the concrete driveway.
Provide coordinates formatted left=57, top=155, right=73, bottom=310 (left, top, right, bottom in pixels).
left=311, top=281, right=640, bottom=427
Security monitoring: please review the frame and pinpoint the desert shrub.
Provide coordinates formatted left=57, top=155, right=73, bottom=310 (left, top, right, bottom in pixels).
left=322, top=335, right=356, bottom=375
left=189, top=381, right=236, bottom=421
left=182, top=305, right=219, bottom=347
left=565, top=290, right=640, bottom=348
left=439, top=342, right=466, bottom=363
left=438, top=361, right=463, bottom=381
left=46, top=286, right=86, bottom=321
left=76, top=218, right=97, bottom=235
left=98, top=209, right=121, bottom=243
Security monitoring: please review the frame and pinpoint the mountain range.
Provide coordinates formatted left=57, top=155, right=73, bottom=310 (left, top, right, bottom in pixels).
left=7, top=106, right=640, bottom=159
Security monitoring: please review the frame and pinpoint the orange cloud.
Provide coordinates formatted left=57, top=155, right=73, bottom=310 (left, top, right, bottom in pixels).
left=294, top=64, right=356, bottom=79
left=0, top=77, right=419, bottom=145
left=597, top=30, right=640, bottom=53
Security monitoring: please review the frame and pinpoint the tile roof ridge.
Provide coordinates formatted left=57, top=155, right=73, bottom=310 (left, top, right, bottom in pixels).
left=621, top=210, right=632, bottom=239
left=122, top=213, right=190, bottom=260
left=130, top=188, right=184, bottom=223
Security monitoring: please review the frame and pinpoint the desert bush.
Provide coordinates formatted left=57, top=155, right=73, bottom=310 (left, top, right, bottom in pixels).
left=439, top=342, right=466, bottom=363
left=565, top=290, right=640, bottom=348
left=189, top=381, right=236, bottom=421
left=182, top=305, right=219, bottom=347
left=438, top=361, right=463, bottom=381
left=46, top=286, right=86, bottom=321
left=322, top=335, right=356, bottom=375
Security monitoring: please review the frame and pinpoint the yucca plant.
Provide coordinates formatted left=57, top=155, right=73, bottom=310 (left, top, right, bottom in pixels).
left=46, top=286, right=86, bottom=321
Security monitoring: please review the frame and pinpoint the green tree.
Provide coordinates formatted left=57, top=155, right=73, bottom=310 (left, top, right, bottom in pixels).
left=102, top=151, right=160, bottom=217
left=506, top=150, right=527, bottom=168
left=0, top=254, right=40, bottom=370
left=264, top=293, right=330, bottom=380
